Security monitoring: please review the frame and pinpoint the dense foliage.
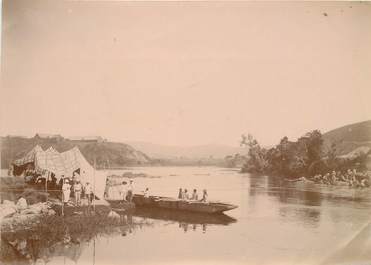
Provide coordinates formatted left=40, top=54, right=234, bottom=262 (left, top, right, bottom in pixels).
left=240, top=130, right=370, bottom=178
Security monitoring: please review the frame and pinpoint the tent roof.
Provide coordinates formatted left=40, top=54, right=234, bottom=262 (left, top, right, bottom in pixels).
left=13, top=145, right=43, bottom=166
left=13, top=146, right=93, bottom=176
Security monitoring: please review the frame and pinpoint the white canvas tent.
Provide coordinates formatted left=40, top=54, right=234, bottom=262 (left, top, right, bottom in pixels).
left=13, top=145, right=107, bottom=199
left=12, top=145, right=44, bottom=167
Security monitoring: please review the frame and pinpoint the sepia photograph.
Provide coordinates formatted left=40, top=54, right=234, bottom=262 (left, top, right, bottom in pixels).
left=1, top=0, right=371, bottom=264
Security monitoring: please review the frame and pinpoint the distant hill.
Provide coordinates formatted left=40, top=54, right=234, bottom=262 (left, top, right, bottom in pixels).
left=127, top=141, right=247, bottom=159
left=1, top=136, right=151, bottom=169
left=323, top=120, right=371, bottom=155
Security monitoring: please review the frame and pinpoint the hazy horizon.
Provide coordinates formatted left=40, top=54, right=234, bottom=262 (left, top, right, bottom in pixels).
left=1, top=1, right=371, bottom=147
left=0, top=118, right=370, bottom=149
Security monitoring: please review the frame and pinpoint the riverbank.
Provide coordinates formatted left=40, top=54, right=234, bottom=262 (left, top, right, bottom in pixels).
left=0, top=176, right=113, bottom=233
left=0, top=177, right=127, bottom=264
left=0, top=212, right=131, bottom=264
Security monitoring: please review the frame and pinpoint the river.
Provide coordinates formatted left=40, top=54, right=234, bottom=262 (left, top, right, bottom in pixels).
left=3, top=166, right=371, bottom=265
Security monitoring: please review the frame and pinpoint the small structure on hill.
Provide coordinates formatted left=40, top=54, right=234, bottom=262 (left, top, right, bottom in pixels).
left=68, top=136, right=105, bottom=143
left=34, top=133, right=63, bottom=142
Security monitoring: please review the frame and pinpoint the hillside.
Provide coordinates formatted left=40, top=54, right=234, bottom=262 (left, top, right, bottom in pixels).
left=323, top=120, right=371, bottom=155
left=127, top=141, right=247, bottom=159
left=0, top=136, right=151, bottom=169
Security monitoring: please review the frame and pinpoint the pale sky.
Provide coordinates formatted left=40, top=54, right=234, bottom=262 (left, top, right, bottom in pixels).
left=1, top=1, right=371, bottom=147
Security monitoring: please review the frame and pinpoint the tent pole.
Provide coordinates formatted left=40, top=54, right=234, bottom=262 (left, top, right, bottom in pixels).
left=45, top=172, right=48, bottom=193
left=62, top=187, right=64, bottom=216
left=93, top=145, right=96, bottom=212
left=45, top=151, right=48, bottom=193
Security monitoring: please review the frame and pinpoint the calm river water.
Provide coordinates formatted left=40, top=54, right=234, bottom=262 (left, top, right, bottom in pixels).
left=4, top=166, right=371, bottom=265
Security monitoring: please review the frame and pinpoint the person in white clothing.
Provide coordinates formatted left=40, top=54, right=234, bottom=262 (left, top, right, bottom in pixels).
left=62, top=179, right=71, bottom=206
left=120, top=181, right=128, bottom=202
left=127, top=180, right=134, bottom=202
left=143, top=188, right=150, bottom=198
left=107, top=183, right=121, bottom=200
left=183, top=189, right=190, bottom=200
left=84, top=182, right=93, bottom=206
left=73, top=180, right=82, bottom=206
left=201, top=189, right=208, bottom=203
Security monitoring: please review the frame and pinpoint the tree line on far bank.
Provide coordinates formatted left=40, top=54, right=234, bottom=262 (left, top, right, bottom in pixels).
left=236, top=130, right=370, bottom=178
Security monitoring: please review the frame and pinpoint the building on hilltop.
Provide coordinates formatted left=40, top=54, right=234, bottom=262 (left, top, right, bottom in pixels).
left=34, top=133, right=63, bottom=142
left=68, top=136, right=105, bottom=143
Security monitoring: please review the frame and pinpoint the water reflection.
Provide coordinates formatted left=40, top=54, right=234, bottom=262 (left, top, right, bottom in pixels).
left=1, top=232, right=88, bottom=265
left=0, top=213, right=152, bottom=265
left=127, top=207, right=236, bottom=234
left=177, top=223, right=207, bottom=233
left=1, top=236, right=86, bottom=265
left=247, top=175, right=324, bottom=226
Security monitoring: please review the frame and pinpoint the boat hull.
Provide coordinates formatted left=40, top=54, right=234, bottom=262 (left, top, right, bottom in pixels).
left=129, top=207, right=237, bottom=225
left=132, top=194, right=238, bottom=214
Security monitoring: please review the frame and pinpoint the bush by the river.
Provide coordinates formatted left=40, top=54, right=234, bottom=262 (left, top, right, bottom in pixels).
left=240, top=130, right=370, bottom=178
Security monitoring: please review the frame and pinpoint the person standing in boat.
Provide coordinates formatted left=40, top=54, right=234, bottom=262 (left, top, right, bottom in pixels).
left=143, top=188, right=150, bottom=198
left=120, top=181, right=128, bottom=202
left=127, top=179, right=134, bottom=202
left=191, top=189, right=198, bottom=200
left=178, top=188, right=183, bottom=199
left=182, top=189, right=190, bottom=200
left=201, top=189, right=208, bottom=203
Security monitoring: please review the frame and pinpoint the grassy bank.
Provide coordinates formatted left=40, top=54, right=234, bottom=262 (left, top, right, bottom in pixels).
left=1, top=213, right=126, bottom=263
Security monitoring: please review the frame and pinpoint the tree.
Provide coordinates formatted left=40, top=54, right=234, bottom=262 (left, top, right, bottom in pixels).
left=238, top=128, right=368, bottom=178
left=324, top=142, right=338, bottom=171
left=292, top=130, right=324, bottom=176
left=263, top=131, right=324, bottom=177
left=302, top=130, right=323, bottom=164
left=240, top=134, right=267, bottom=173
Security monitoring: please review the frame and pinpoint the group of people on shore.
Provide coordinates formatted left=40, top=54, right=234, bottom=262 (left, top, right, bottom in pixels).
left=292, top=169, right=370, bottom=188
left=61, top=172, right=94, bottom=207
left=178, top=188, right=208, bottom=202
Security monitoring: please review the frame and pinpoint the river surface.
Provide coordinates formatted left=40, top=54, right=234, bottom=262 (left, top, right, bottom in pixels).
left=3, top=166, right=371, bottom=265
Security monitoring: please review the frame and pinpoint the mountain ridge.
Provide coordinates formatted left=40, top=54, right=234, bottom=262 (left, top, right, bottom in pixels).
left=127, top=141, right=247, bottom=159
left=322, top=120, right=371, bottom=155
left=0, top=136, right=151, bottom=169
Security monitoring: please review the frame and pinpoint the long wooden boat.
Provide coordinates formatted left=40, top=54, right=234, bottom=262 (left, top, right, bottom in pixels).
left=132, top=194, right=238, bottom=214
